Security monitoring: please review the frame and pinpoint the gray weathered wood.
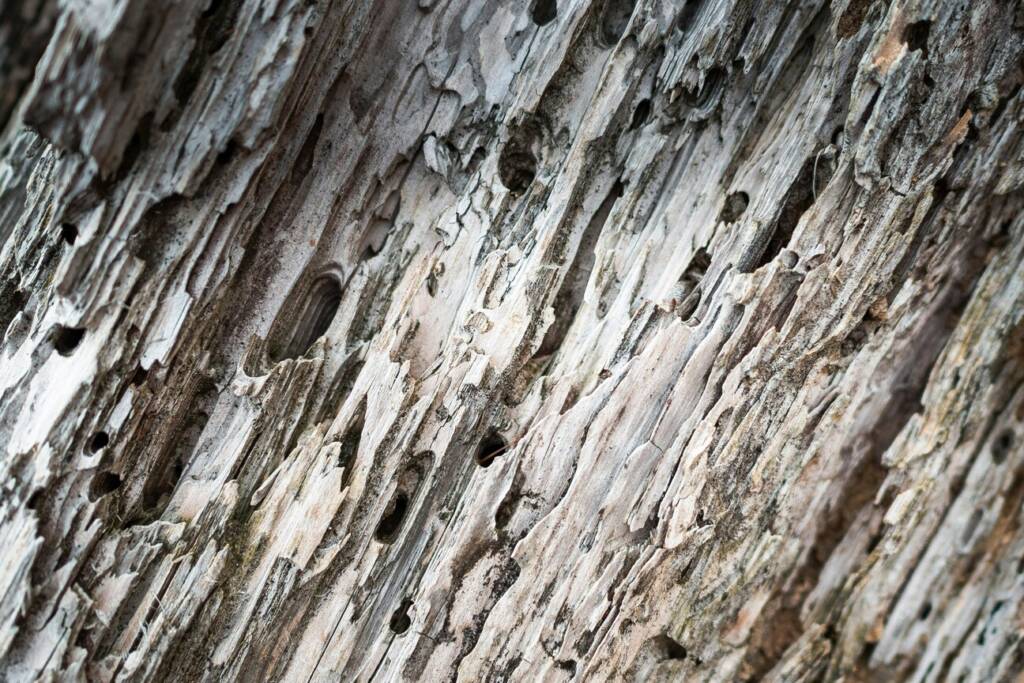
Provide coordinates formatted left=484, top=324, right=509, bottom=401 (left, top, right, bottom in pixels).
left=1, top=0, right=1023, bottom=680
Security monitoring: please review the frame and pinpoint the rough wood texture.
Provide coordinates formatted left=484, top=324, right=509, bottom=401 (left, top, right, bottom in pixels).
left=1, top=0, right=1023, bottom=680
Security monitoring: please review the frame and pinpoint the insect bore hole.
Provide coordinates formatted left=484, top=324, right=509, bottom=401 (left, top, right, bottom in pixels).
left=89, top=431, right=110, bottom=453
left=630, top=99, right=652, bottom=129
left=89, top=471, right=122, bottom=501
left=992, top=429, right=1015, bottom=464
left=60, top=223, right=78, bottom=246
left=530, top=0, right=557, bottom=26
left=475, top=430, right=509, bottom=468
left=389, top=600, right=413, bottom=634
left=598, top=0, right=638, bottom=47
left=52, top=326, right=85, bottom=356
left=498, top=145, right=538, bottom=194
left=374, top=491, right=409, bottom=543
left=271, top=273, right=343, bottom=362
left=904, top=20, right=930, bottom=58
left=719, top=191, right=749, bottom=223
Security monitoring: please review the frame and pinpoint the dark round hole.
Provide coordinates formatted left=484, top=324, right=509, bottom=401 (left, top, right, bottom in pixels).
left=498, top=148, right=537, bottom=194
left=389, top=600, right=412, bottom=634
left=475, top=431, right=508, bottom=468
left=598, top=0, right=638, bottom=46
left=719, top=191, right=749, bottom=223
left=992, top=429, right=1014, bottom=464
left=530, top=0, right=557, bottom=25
left=130, top=364, right=149, bottom=387
left=680, top=66, right=725, bottom=110
left=374, top=492, right=409, bottom=543
left=630, top=99, right=652, bottom=129
left=675, top=0, right=705, bottom=33
left=52, top=326, right=85, bottom=356
left=498, top=120, right=544, bottom=195
left=89, top=471, right=122, bottom=500
left=60, top=223, right=78, bottom=246
left=143, top=457, right=184, bottom=512
left=272, top=274, right=343, bottom=362
left=831, top=126, right=845, bottom=147
left=904, top=20, right=930, bottom=56
left=89, top=431, right=110, bottom=453
left=656, top=634, right=688, bottom=660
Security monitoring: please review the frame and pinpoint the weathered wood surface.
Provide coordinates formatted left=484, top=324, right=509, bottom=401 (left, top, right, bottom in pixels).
left=1, top=0, right=1023, bottom=680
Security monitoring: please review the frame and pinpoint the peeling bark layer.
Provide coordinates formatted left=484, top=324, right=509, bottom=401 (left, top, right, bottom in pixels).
left=1, top=0, right=1023, bottom=681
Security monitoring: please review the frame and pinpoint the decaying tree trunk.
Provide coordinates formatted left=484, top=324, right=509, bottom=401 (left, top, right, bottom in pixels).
left=1, top=0, right=1023, bottom=680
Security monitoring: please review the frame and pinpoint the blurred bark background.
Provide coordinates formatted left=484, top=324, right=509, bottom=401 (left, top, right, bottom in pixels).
left=1, top=0, right=1023, bottom=680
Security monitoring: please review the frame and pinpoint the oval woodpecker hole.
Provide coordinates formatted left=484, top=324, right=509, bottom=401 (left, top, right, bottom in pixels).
left=130, top=364, right=149, bottom=387
left=904, top=20, right=930, bottom=57
left=142, top=457, right=184, bottom=514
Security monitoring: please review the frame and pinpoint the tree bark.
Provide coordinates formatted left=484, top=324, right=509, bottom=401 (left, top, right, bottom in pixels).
left=1, top=0, right=1023, bottom=680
